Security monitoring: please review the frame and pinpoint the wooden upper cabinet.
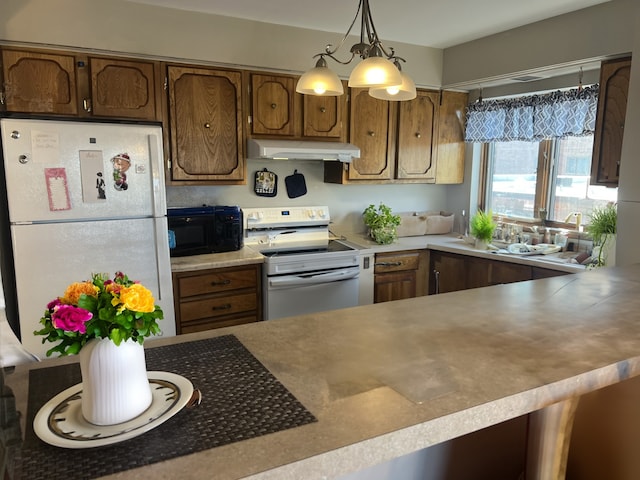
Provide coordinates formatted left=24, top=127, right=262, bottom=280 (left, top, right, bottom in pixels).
left=0, top=47, right=161, bottom=121
left=346, top=88, right=393, bottom=180
left=1, top=48, right=79, bottom=115
left=168, top=65, right=244, bottom=183
left=435, top=90, right=468, bottom=184
left=591, top=56, right=631, bottom=186
left=251, top=74, right=296, bottom=136
left=302, top=90, right=347, bottom=140
left=88, top=57, right=159, bottom=120
left=396, top=90, right=439, bottom=181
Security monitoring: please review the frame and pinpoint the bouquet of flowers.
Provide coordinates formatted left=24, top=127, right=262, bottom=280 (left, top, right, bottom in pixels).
left=35, top=272, right=164, bottom=357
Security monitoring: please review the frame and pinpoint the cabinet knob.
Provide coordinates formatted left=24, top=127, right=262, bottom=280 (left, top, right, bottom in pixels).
left=271, top=103, right=277, bottom=109
left=204, top=123, right=211, bottom=128
left=320, top=107, right=326, bottom=113
left=368, top=131, right=375, bottom=137
left=415, top=132, right=421, bottom=138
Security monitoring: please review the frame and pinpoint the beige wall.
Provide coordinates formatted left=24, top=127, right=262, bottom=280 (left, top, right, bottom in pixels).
left=442, top=0, right=636, bottom=89
left=0, top=0, right=442, bottom=88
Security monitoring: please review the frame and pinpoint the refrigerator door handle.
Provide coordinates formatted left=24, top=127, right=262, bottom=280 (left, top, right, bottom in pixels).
left=148, top=133, right=167, bottom=218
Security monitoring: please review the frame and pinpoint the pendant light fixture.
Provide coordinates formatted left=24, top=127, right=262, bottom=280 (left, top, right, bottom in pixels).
left=295, top=0, right=416, bottom=101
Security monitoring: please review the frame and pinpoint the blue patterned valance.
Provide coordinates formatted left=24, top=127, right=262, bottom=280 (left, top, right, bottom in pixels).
left=464, top=85, right=599, bottom=142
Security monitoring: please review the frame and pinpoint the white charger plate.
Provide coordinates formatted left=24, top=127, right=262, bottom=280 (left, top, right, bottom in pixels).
left=33, top=371, right=194, bottom=449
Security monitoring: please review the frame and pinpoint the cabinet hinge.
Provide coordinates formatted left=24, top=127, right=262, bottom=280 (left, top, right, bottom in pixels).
left=248, top=115, right=252, bottom=125
left=0, top=91, right=5, bottom=105
left=164, top=77, right=168, bottom=91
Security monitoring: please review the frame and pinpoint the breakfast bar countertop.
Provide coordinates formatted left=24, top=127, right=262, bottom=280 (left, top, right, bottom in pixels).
left=5, top=264, right=640, bottom=480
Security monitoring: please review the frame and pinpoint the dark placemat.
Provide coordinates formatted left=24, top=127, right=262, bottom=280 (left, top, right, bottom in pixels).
left=16, top=335, right=316, bottom=480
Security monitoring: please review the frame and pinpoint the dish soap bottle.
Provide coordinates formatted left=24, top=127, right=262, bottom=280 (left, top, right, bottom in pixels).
left=543, top=227, right=551, bottom=244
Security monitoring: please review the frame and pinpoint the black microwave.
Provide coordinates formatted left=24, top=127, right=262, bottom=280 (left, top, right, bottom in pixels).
left=167, top=206, right=243, bottom=257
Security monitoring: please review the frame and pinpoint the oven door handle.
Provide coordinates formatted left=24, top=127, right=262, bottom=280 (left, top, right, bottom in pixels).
left=269, top=268, right=359, bottom=288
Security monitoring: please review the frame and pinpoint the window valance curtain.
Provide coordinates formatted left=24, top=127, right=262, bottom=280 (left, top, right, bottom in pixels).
left=464, top=84, right=599, bottom=142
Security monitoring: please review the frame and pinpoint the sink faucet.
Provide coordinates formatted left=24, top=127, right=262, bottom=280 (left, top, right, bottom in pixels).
left=563, top=212, right=583, bottom=231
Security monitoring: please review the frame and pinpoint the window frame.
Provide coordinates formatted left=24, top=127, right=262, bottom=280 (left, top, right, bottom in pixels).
left=478, top=138, right=592, bottom=230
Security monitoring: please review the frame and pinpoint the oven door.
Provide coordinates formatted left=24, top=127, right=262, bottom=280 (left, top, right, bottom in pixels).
left=264, top=266, right=359, bottom=320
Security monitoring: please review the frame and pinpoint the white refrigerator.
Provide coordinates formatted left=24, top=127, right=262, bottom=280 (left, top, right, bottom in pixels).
left=0, top=118, right=175, bottom=359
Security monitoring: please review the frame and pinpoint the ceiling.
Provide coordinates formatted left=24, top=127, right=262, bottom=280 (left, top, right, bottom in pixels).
left=125, top=0, right=609, bottom=49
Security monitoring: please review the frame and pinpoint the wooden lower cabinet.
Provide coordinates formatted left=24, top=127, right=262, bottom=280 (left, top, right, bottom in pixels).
left=374, top=250, right=429, bottom=303
left=429, top=250, right=570, bottom=294
left=172, top=264, right=262, bottom=334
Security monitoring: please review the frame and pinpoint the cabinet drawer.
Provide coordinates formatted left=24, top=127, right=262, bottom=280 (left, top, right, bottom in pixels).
left=374, top=252, right=420, bottom=273
left=179, top=292, right=257, bottom=322
left=178, top=269, right=257, bottom=297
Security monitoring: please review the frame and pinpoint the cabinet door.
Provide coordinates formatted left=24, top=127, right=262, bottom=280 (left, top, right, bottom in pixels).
left=303, top=91, right=346, bottom=139
left=429, top=251, right=467, bottom=294
left=1, top=48, right=78, bottom=115
left=591, top=57, right=631, bottom=186
left=396, top=90, right=439, bottom=181
left=435, top=90, right=468, bottom=184
left=348, top=88, right=393, bottom=180
left=251, top=74, right=297, bottom=136
left=374, top=271, right=417, bottom=303
left=168, top=66, right=244, bottom=182
left=89, top=57, right=159, bottom=120
left=489, top=261, right=531, bottom=286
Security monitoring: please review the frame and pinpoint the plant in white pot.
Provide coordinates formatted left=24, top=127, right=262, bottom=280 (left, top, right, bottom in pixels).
left=35, top=271, right=164, bottom=425
left=586, top=203, right=617, bottom=267
left=363, top=203, right=401, bottom=245
left=469, top=210, right=496, bottom=250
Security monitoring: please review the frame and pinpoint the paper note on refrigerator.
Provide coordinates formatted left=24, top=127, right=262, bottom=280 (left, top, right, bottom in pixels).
left=44, top=168, right=71, bottom=211
left=31, top=130, right=60, bottom=164
left=79, top=150, right=107, bottom=203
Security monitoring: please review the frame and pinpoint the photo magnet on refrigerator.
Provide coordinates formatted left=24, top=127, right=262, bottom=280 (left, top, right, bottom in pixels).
left=111, top=153, right=131, bottom=191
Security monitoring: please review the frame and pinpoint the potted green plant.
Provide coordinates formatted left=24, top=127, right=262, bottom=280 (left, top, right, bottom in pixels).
left=586, top=203, right=617, bottom=267
left=469, top=210, right=496, bottom=249
left=363, top=203, right=401, bottom=245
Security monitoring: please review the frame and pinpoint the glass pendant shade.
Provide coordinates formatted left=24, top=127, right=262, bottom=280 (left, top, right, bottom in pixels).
left=369, top=71, right=417, bottom=101
left=348, top=56, right=403, bottom=88
left=296, top=61, right=344, bottom=96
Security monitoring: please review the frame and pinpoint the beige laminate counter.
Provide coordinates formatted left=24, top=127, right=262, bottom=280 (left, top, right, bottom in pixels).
left=170, top=234, right=584, bottom=275
left=5, top=263, right=640, bottom=479
left=339, top=232, right=585, bottom=274
left=170, top=246, right=264, bottom=272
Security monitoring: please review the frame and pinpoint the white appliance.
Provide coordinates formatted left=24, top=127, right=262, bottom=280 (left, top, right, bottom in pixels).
left=242, top=206, right=360, bottom=320
left=247, top=139, right=360, bottom=162
left=0, top=118, right=175, bottom=359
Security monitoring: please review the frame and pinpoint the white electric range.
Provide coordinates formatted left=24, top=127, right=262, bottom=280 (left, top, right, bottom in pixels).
left=242, top=206, right=360, bottom=320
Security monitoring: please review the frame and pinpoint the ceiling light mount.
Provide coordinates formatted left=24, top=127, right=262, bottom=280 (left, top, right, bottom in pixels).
left=296, top=0, right=416, bottom=101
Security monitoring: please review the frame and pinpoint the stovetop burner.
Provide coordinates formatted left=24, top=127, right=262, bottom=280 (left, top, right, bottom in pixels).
left=260, top=239, right=355, bottom=257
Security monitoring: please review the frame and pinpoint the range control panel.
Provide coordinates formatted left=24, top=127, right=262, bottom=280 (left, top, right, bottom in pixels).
left=242, top=206, right=330, bottom=230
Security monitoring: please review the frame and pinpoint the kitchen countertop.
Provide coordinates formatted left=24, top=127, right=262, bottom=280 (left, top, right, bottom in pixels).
left=171, top=234, right=584, bottom=274
left=5, top=263, right=640, bottom=479
left=339, top=232, right=585, bottom=273
left=170, top=246, right=264, bottom=272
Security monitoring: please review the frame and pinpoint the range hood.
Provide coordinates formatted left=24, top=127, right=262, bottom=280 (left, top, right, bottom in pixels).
left=247, top=139, right=360, bottom=162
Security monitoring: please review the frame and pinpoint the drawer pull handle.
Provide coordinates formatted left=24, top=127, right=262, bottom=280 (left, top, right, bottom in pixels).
left=211, top=279, right=231, bottom=286
left=212, top=304, right=232, bottom=311
left=375, top=261, right=403, bottom=267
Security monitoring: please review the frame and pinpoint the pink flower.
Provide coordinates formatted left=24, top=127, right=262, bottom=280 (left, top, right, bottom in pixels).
left=47, top=298, right=62, bottom=310
left=51, top=305, right=93, bottom=334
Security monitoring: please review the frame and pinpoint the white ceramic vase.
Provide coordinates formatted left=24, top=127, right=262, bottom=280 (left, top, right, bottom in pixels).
left=474, top=238, right=489, bottom=250
left=79, top=337, right=152, bottom=426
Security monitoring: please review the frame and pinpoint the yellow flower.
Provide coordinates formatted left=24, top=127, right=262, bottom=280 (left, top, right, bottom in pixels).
left=61, top=281, right=99, bottom=305
left=119, top=283, right=155, bottom=313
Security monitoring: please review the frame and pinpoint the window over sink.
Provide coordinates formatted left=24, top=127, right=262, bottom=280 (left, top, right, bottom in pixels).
left=483, top=135, right=617, bottom=225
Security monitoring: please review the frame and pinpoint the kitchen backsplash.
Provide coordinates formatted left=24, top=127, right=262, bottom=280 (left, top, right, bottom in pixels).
left=166, top=159, right=449, bottom=233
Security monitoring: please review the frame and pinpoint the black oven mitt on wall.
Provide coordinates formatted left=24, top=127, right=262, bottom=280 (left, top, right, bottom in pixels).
left=284, top=169, right=307, bottom=198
